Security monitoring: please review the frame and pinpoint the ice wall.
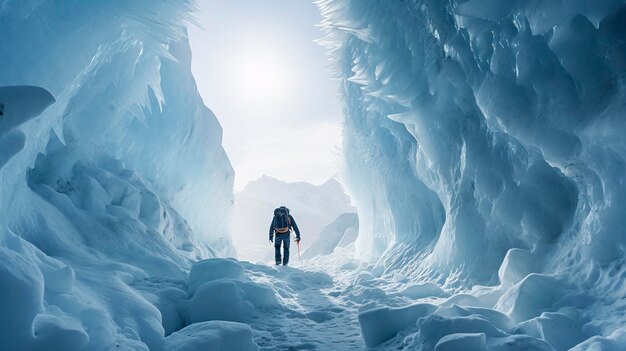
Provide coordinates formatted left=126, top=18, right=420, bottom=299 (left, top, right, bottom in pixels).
left=0, top=1, right=234, bottom=349
left=319, top=0, right=626, bottom=340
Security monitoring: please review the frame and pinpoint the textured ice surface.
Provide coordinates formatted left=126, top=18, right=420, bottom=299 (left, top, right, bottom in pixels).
left=3, top=0, right=626, bottom=350
left=0, top=1, right=233, bottom=349
left=317, top=0, right=626, bottom=349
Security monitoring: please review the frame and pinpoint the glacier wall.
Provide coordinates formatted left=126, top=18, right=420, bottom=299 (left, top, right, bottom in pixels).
left=0, top=1, right=234, bottom=349
left=319, top=0, right=626, bottom=338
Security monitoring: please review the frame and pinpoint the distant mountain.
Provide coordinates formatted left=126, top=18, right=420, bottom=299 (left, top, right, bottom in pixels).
left=232, top=175, right=356, bottom=262
left=301, top=212, right=359, bottom=260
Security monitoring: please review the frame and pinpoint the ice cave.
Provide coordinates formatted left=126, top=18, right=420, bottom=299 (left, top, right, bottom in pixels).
left=1, top=0, right=625, bottom=350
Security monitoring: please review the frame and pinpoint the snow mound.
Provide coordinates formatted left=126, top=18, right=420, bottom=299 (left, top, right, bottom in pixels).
left=353, top=249, right=597, bottom=349
left=358, top=303, right=436, bottom=347
left=399, top=282, right=448, bottom=300
left=188, top=258, right=246, bottom=292
left=164, top=321, right=258, bottom=351
left=186, top=258, right=279, bottom=324
left=495, top=274, right=568, bottom=323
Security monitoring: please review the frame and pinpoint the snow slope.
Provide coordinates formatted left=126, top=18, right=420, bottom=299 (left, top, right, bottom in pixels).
left=232, top=176, right=355, bottom=262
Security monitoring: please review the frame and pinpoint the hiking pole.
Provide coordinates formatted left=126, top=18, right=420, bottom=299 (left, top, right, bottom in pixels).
left=296, top=240, right=301, bottom=262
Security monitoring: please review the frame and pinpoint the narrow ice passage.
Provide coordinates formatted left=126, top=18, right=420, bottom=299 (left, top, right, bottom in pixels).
left=2, top=0, right=626, bottom=350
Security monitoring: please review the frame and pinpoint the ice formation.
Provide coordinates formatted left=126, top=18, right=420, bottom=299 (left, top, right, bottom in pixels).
left=316, top=0, right=626, bottom=348
left=2, top=0, right=626, bottom=350
left=0, top=1, right=234, bottom=349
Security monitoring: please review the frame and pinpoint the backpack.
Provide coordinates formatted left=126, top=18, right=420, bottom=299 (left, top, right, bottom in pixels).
left=274, top=207, right=291, bottom=234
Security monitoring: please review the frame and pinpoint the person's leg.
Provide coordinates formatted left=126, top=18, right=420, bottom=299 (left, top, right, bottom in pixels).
left=283, top=235, right=291, bottom=265
left=274, top=235, right=282, bottom=265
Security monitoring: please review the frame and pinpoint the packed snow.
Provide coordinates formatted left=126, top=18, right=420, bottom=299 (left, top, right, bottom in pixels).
left=1, top=0, right=626, bottom=350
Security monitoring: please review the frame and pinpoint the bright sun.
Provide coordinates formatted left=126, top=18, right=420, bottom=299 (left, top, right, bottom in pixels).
left=229, top=45, right=295, bottom=107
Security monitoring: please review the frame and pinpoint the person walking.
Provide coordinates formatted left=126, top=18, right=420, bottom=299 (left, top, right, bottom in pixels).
left=269, top=206, right=301, bottom=266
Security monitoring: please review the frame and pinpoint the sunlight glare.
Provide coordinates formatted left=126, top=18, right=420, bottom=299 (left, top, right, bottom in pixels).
left=229, top=45, right=295, bottom=107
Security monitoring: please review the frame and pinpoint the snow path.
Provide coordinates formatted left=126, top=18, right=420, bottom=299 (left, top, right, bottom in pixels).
left=239, top=258, right=367, bottom=350
left=175, top=247, right=591, bottom=350
left=230, top=248, right=436, bottom=350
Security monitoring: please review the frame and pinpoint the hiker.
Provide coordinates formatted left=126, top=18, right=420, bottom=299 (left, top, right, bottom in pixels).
left=269, top=206, right=301, bottom=266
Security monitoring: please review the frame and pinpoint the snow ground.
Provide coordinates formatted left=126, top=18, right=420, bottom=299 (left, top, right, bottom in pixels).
left=242, top=259, right=365, bottom=350
left=161, top=244, right=606, bottom=351
left=154, top=250, right=368, bottom=350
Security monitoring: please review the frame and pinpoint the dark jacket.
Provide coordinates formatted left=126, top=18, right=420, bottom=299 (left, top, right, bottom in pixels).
left=269, top=215, right=300, bottom=240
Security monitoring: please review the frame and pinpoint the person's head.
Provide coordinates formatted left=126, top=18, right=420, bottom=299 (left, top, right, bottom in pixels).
left=274, top=206, right=289, bottom=215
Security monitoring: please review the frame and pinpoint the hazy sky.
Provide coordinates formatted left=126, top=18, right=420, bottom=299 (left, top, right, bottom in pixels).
left=188, top=0, right=343, bottom=190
